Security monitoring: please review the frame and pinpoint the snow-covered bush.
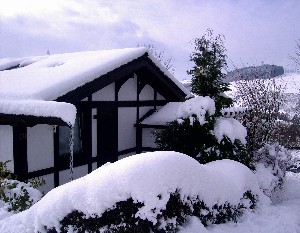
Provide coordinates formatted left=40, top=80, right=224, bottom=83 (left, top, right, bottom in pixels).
left=253, top=144, right=292, bottom=202
left=155, top=97, right=253, bottom=169
left=0, top=152, right=268, bottom=233
left=0, top=161, right=43, bottom=214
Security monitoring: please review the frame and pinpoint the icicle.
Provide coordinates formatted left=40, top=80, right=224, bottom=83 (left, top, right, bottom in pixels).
left=69, top=126, right=74, bottom=181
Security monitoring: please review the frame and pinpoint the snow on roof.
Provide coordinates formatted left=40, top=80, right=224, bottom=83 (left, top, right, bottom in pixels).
left=142, top=102, right=182, bottom=125
left=0, top=151, right=267, bottom=232
left=0, top=48, right=149, bottom=100
left=0, top=48, right=189, bottom=125
left=0, top=100, right=76, bottom=126
left=142, top=96, right=215, bottom=125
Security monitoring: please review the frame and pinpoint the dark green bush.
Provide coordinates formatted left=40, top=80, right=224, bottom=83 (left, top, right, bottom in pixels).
left=155, top=117, right=253, bottom=169
left=45, top=189, right=258, bottom=233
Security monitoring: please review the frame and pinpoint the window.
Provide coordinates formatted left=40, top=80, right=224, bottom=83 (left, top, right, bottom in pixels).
left=59, top=115, right=82, bottom=157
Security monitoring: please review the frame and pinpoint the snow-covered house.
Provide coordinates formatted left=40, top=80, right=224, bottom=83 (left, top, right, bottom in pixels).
left=0, top=48, right=189, bottom=192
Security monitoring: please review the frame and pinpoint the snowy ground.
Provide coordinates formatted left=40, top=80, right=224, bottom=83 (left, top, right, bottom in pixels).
left=190, top=172, right=300, bottom=233
left=1, top=152, right=300, bottom=232
left=179, top=150, right=300, bottom=233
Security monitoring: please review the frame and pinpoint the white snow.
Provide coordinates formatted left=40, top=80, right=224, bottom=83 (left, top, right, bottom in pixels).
left=142, top=96, right=215, bottom=125
left=0, top=151, right=265, bottom=232
left=1, top=151, right=300, bottom=232
left=142, top=102, right=182, bottom=125
left=176, top=96, right=216, bottom=124
left=0, top=99, right=76, bottom=126
left=0, top=48, right=189, bottom=126
left=213, top=117, right=247, bottom=144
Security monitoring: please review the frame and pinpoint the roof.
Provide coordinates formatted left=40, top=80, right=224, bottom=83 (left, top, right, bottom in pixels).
left=0, top=48, right=190, bottom=126
left=141, top=96, right=216, bottom=126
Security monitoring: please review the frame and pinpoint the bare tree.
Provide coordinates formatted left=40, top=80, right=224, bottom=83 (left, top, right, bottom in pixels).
left=234, top=76, right=285, bottom=151
left=290, top=38, right=300, bottom=67
left=138, top=43, right=175, bottom=74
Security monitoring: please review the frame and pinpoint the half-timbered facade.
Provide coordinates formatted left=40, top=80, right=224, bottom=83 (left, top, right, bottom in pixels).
left=0, top=48, right=189, bottom=192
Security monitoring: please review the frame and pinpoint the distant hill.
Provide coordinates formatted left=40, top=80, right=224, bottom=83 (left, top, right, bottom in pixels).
left=180, top=64, right=284, bottom=91
left=225, top=64, right=284, bottom=82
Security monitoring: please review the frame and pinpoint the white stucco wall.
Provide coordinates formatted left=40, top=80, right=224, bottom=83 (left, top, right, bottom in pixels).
left=92, top=108, right=97, bottom=157
left=27, top=125, right=54, bottom=172
left=139, top=106, right=153, bottom=119
left=92, top=162, right=97, bottom=171
left=37, top=173, right=54, bottom=194
left=118, top=107, right=137, bottom=151
left=118, top=77, right=137, bottom=101
left=92, top=83, right=115, bottom=101
left=142, top=128, right=160, bottom=148
left=157, top=92, right=166, bottom=100
left=139, top=84, right=154, bottom=100
left=59, top=165, right=88, bottom=186
left=0, top=125, right=14, bottom=172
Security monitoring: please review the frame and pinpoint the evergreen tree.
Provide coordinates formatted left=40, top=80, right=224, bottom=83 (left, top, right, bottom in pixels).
left=188, top=29, right=232, bottom=112
left=154, top=29, right=252, bottom=169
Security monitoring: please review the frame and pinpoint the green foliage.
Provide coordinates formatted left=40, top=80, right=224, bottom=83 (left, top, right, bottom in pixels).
left=2, top=185, right=34, bottom=212
left=188, top=28, right=232, bottom=111
left=155, top=115, right=216, bottom=159
left=193, top=191, right=257, bottom=226
left=45, top=190, right=258, bottom=232
left=155, top=116, right=253, bottom=169
left=0, top=160, right=44, bottom=213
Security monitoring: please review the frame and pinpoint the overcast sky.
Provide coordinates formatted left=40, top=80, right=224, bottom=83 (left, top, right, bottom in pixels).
left=1, top=0, right=300, bottom=80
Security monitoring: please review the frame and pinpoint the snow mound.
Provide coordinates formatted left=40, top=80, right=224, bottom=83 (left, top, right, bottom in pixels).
left=142, top=96, right=215, bottom=125
left=214, top=117, right=247, bottom=144
left=176, top=96, right=215, bottom=124
left=0, top=151, right=267, bottom=232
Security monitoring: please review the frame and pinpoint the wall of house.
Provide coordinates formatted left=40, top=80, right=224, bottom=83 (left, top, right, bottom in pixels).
left=118, top=107, right=137, bottom=151
left=92, top=108, right=97, bottom=158
left=0, top=125, right=14, bottom=172
left=59, top=164, right=88, bottom=186
left=139, top=84, right=154, bottom=100
left=117, top=76, right=137, bottom=153
left=27, top=125, right=54, bottom=172
left=118, top=76, right=137, bottom=101
left=38, top=173, right=54, bottom=194
left=92, top=83, right=115, bottom=101
left=142, top=128, right=160, bottom=148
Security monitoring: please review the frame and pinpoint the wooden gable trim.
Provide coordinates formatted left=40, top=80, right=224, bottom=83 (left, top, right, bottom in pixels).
left=136, top=123, right=167, bottom=129
left=135, top=56, right=187, bottom=101
left=55, top=56, right=147, bottom=103
left=55, top=54, right=187, bottom=103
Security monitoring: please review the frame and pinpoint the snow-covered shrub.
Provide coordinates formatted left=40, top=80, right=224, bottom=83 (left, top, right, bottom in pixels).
left=0, top=161, right=43, bottom=213
left=46, top=189, right=257, bottom=233
left=0, top=152, right=267, bottom=233
left=155, top=97, right=253, bottom=169
left=253, top=144, right=292, bottom=202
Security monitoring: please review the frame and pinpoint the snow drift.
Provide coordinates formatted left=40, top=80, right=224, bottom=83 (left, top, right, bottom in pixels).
left=0, top=151, right=268, bottom=232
